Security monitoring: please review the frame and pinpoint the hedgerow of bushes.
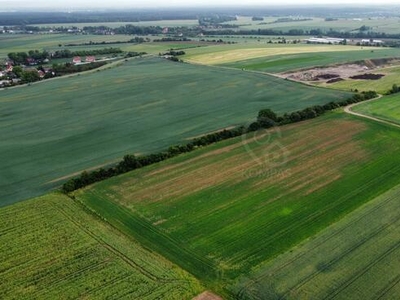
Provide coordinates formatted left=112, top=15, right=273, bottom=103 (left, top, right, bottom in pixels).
left=62, top=90, right=377, bottom=193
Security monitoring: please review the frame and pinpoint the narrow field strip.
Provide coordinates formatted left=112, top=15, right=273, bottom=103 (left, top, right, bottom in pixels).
left=0, top=193, right=203, bottom=300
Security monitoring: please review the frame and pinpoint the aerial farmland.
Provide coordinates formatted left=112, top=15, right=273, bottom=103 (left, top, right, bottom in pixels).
left=1, top=2, right=400, bottom=299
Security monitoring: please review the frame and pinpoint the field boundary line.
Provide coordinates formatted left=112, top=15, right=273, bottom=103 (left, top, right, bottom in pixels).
left=235, top=184, right=400, bottom=298
left=281, top=217, right=400, bottom=299
left=53, top=199, right=178, bottom=283
left=323, top=239, right=400, bottom=300
left=77, top=190, right=218, bottom=281
left=375, top=274, right=400, bottom=300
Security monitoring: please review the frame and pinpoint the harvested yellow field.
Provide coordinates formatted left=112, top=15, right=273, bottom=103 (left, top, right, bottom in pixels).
left=186, top=45, right=380, bottom=65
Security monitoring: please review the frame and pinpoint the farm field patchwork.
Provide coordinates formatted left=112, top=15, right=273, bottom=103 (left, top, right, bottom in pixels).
left=352, top=93, right=400, bottom=124
left=0, top=34, right=132, bottom=59
left=183, top=44, right=384, bottom=65
left=0, top=57, right=352, bottom=206
left=232, top=182, right=400, bottom=299
left=223, top=49, right=400, bottom=73
left=75, top=112, right=400, bottom=295
left=0, top=34, right=208, bottom=58
left=224, top=16, right=400, bottom=34
left=0, top=193, right=202, bottom=300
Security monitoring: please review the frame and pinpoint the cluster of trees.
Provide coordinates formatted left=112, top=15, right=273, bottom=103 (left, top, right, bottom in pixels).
left=8, top=48, right=123, bottom=65
left=52, top=61, right=107, bottom=76
left=65, top=37, right=148, bottom=47
left=52, top=48, right=123, bottom=59
left=8, top=51, right=48, bottom=64
left=62, top=126, right=246, bottom=193
left=162, top=50, right=186, bottom=56
left=386, top=84, right=400, bottom=95
left=62, top=90, right=378, bottom=193
left=198, top=15, right=237, bottom=26
left=273, top=17, right=312, bottom=23
left=153, top=37, right=192, bottom=42
left=248, top=91, right=378, bottom=130
left=11, top=66, right=41, bottom=83
left=125, top=51, right=147, bottom=58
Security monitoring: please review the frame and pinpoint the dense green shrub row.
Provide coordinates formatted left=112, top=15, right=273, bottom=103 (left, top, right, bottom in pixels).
left=62, top=90, right=378, bottom=193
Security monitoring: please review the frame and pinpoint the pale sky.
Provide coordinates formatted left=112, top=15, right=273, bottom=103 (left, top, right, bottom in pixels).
left=1, top=0, right=400, bottom=9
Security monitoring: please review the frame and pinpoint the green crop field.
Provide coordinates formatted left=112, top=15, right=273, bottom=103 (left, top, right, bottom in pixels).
left=74, top=111, right=400, bottom=296
left=0, top=57, right=352, bottom=207
left=224, top=48, right=400, bottom=73
left=352, top=93, right=400, bottom=124
left=232, top=182, right=400, bottom=299
left=326, top=66, right=400, bottom=94
left=0, top=193, right=202, bottom=299
left=183, top=44, right=382, bottom=65
left=0, top=34, right=131, bottom=59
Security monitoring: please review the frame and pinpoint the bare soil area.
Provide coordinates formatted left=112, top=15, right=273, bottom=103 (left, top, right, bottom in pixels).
left=193, top=291, right=223, bottom=300
left=281, top=58, right=400, bottom=84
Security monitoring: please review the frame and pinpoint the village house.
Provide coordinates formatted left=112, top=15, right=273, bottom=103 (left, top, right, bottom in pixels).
left=6, top=64, right=13, bottom=72
left=85, top=56, right=96, bottom=63
left=72, top=56, right=81, bottom=64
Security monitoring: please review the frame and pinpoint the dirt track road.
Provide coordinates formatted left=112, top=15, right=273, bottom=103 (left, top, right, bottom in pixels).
left=344, top=94, right=400, bottom=129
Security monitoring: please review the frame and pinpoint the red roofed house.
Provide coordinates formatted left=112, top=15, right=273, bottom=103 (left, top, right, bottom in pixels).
left=6, top=63, right=13, bottom=72
left=85, top=56, right=96, bottom=63
left=72, top=56, right=81, bottom=64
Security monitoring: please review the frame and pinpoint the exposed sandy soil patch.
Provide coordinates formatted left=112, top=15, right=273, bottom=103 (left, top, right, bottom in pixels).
left=284, top=64, right=370, bottom=82
left=193, top=291, right=223, bottom=300
left=281, top=58, right=400, bottom=84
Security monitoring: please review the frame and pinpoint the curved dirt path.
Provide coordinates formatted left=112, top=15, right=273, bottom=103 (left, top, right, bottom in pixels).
left=344, top=94, right=400, bottom=129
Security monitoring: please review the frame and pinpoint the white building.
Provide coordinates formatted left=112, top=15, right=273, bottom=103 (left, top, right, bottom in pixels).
left=305, top=37, right=344, bottom=44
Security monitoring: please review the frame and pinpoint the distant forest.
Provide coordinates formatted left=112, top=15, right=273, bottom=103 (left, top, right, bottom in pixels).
left=0, top=6, right=398, bottom=26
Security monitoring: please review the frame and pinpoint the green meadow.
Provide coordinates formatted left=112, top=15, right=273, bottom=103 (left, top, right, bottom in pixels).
left=352, top=93, right=400, bottom=124
left=75, top=111, right=400, bottom=295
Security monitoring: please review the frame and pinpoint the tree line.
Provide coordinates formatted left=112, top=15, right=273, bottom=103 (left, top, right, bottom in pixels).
left=8, top=48, right=124, bottom=64
left=62, top=90, right=378, bottom=193
left=65, top=37, right=148, bottom=47
left=52, top=48, right=123, bottom=59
